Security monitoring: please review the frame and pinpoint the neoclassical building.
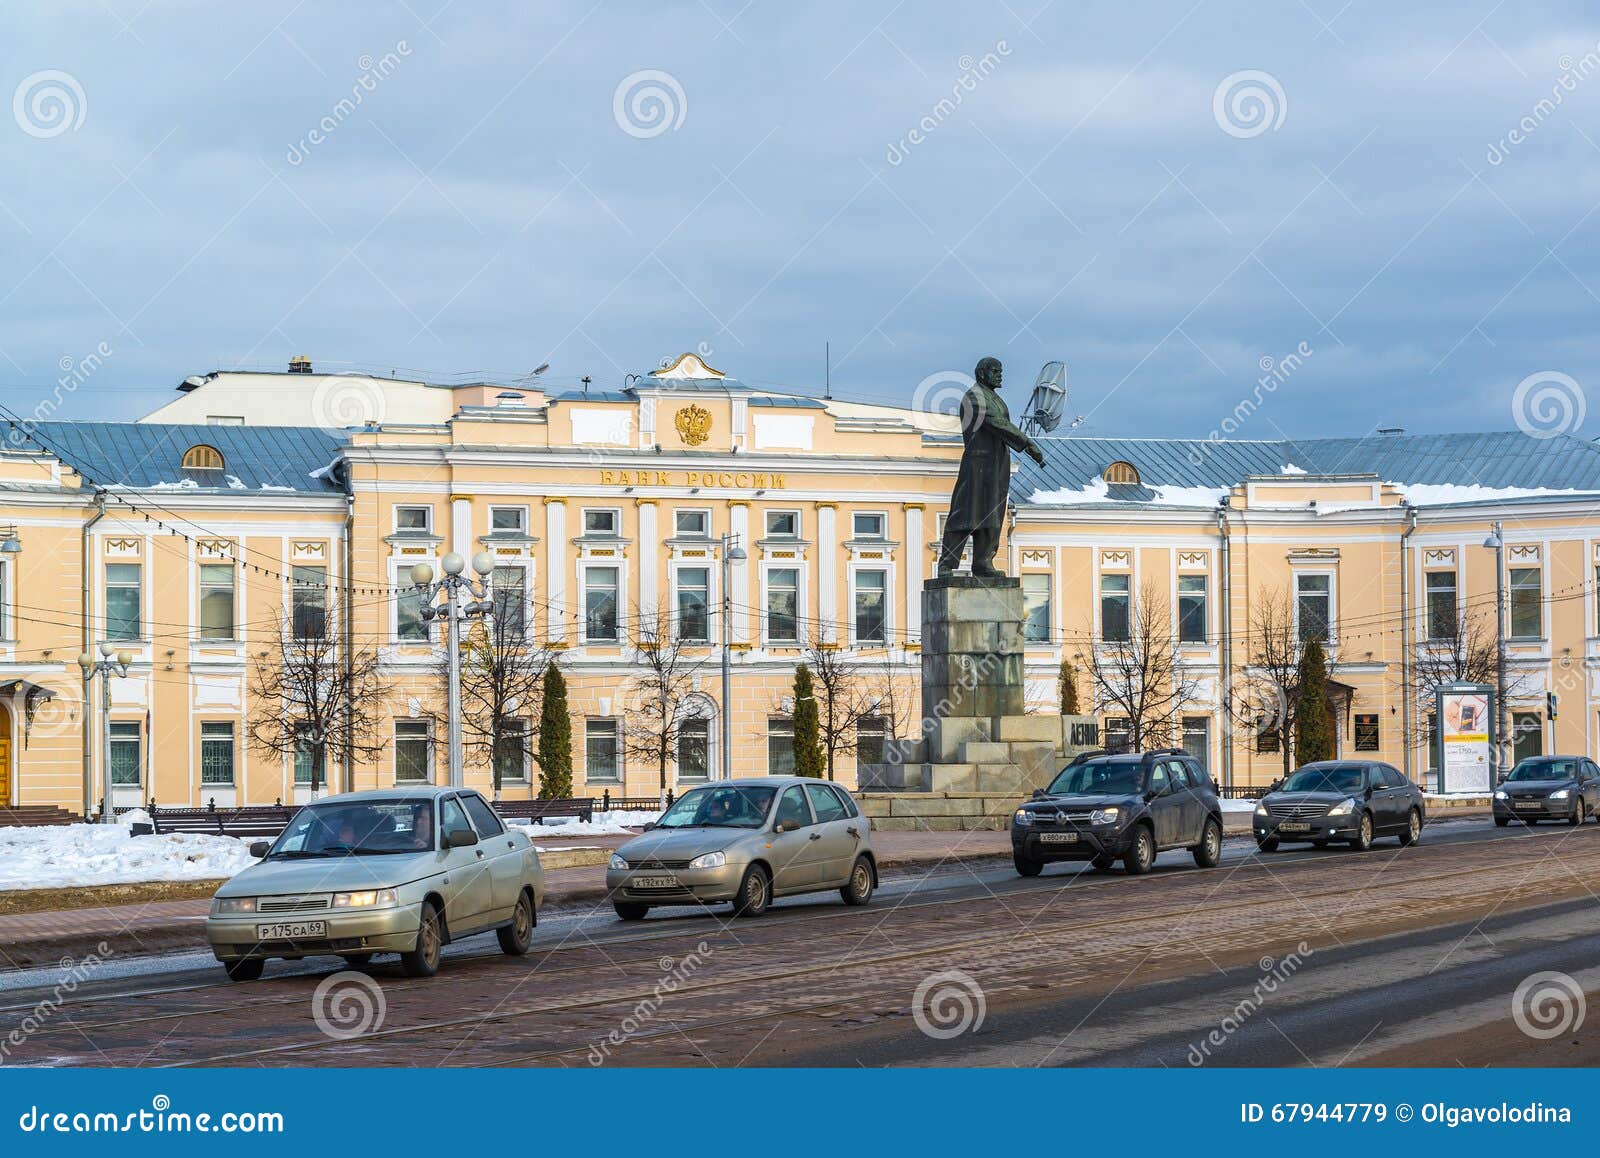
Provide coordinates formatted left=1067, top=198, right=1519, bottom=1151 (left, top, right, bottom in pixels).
left=2, top=352, right=1597, bottom=815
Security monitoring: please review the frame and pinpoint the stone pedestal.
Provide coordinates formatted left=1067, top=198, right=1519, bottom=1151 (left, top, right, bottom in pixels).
left=921, top=575, right=1026, bottom=721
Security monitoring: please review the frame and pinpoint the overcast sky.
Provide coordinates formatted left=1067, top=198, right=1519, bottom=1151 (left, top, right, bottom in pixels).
left=2, top=1, right=1598, bottom=439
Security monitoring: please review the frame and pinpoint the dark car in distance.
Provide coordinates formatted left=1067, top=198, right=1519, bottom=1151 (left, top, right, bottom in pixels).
left=1011, top=749, right=1224, bottom=877
left=1253, top=760, right=1424, bottom=852
left=1493, top=756, right=1600, bottom=826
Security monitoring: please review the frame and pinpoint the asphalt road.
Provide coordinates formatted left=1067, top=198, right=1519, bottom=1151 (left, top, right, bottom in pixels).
left=4, top=815, right=1598, bottom=1067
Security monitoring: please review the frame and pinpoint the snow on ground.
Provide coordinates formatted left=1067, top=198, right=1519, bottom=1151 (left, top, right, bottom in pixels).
left=0, top=811, right=258, bottom=891
left=507, top=809, right=660, bottom=839
left=1220, top=798, right=1260, bottom=813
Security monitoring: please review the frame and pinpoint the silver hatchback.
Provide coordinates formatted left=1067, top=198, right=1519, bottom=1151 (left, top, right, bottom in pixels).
left=605, top=777, right=876, bottom=919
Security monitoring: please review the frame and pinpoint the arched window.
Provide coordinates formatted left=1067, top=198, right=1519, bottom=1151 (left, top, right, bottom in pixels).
left=182, top=445, right=224, bottom=471
left=1104, top=461, right=1140, bottom=485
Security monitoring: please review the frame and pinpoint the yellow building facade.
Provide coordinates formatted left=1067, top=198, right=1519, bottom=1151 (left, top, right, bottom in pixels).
left=3, top=353, right=1598, bottom=815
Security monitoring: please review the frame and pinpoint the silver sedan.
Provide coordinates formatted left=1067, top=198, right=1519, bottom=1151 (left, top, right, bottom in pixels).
left=605, top=777, right=877, bottom=920
left=206, top=786, right=543, bottom=981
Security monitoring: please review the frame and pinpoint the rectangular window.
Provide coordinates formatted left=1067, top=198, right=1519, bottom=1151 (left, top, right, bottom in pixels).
left=292, top=722, right=319, bottom=785
left=1177, top=574, right=1207, bottom=643
left=583, top=509, right=618, bottom=535
left=674, top=509, right=709, bottom=537
left=109, top=721, right=141, bottom=786
left=198, top=563, right=235, bottom=640
left=1513, top=710, right=1543, bottom=764
left=585, top=719, right=621, bottom=782
left=765, top=510, right=798, bottom=538
left=1181, top=717, right=1209, bottom=769
left=857, top=715, right=886, bottom=765
left=1100, top=573, right=1130, bottom=642
left=766, top=567, right=799, bottom=643
left=494, top=719, right=529, bottom=783
left=1021, top=573, right=1051, bottom=643
left=852, top=512, right=886, bottom=538
left=1425, top=570, right=1457, bottom=640
left=854, top=569, right=887, bottom=643
left=1104, top=717, right=1132, bottom=755
left=583, top=566, right=619, bottom=642
left=105, top=563, right=141, bottom=640
left=1354, top=712, right=1380, bottom=751
left=489, top=506, right=525, bottom=534
left=292, top=566, right=328, bottom=640
left=395, top=720, right=431, bottom=782
left=767, top=717, right=796, bottom=776
left=492, top=566, right=526, bottom=640
left=1510, top=568, right=1542, bottom=638
left=677, top=718, right=710, bottom=782
left=676, top=567, right=710, bottom=642
left=395, top=506, right=431, bottom=533
left=397, top=583, right=429, bottom=642
left=1296, top=573, right=1332, bottom=642
left=199, top=722, right=235, bottom=786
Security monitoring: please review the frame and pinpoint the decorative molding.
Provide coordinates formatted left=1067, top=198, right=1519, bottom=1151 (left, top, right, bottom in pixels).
left=1177, top=550, right=1208, bottom=569
left=1100, top=549, right=1131, bottom=569
left=1287, top=547, right=1341, bottom=562
left=1508, top=544, right=1541, bottom=563
left=291, top=540, right=328, bottom=561
left=196, top=538, right=233, bottom=558
left=104, top=537, right=141, bottom=557
left=674, top=403, right=712, bottom=446
left=726, top=498, right=750, bottom=507
left=1020, top=549, right=1052, bottom=568
left=814, top=502, right=837, bottom=510
left=1423, top=548, right=1456, bottom=566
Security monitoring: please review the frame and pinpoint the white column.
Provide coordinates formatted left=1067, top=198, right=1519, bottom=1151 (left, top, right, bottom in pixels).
left=730, top=503, right=751, bottom=645
left=638, top=501, right=659, bottom=612
left=904, top=505, right=924, bottom=643
left=451, top=497, right=471, bottom=559
left=546, top=499, right=567, bottom=642
left=817, top=504, right=838, bottom=645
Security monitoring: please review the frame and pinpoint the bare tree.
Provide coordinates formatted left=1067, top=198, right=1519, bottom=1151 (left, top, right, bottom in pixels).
left=1081, top=581, right=1205, bottom=752
left=620, top=602, right=711, bottom=804
left=777, top=645, right=910, bottom=780
left=1402, top=604, right=1524, bottom=749
left=456, top=599, right=552, bottom=798
left=247, top=599, right=389, bottom=796
left=1230, top=586, right=1304, bottom=778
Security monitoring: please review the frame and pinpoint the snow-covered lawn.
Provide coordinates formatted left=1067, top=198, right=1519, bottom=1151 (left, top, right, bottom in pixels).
left=0, top=810, right=257, bottom=892
left=508, top=809, right=660, bottom=838
left=1219, top=797, right=1261, bottom=813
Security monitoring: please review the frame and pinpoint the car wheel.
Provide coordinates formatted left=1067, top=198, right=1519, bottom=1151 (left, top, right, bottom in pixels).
left=841, top=856, right=874, bottom=906
left=732, top=864, right=771, bottom=917
left=497, top=889, right=535, bottom=955
left=613, top=902, right=650, bottom=921
left=399, top=902, right=442, bottom=978
left=1398, top=808, right=1421, bottom=847
left=1571, top=801, right=1587, bottom=827
left=1256, top=836, right=1280, bottom=853
left=224, top=957, right=264, bottom=983
left=1090, top=853, right=1117, bottom=871
left=1123, top=825, right=1156, bottom=875
left=1013, top=852, right=1043, bottom=877
left=1192, top=818, right=1222, bottom=868
left=1350, top=814, right=1373, bottom=852
left=1495, top=816, right=1510, bottom=827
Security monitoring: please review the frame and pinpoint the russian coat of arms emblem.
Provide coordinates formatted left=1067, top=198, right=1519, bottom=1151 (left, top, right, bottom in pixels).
left=674, top=403, right=712, bottom=446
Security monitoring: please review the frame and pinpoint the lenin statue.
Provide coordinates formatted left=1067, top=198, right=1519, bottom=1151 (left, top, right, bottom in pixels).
left=936, top=356, right=1047, bottom=579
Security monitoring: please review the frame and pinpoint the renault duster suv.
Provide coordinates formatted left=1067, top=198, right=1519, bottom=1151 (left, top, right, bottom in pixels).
left=1011, top=749, right=1224, bottom=877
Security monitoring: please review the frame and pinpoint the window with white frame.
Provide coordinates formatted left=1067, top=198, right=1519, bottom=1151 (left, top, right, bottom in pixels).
left=854, top=569, right=888, bottom=644
left=1104, top=717, right=1132, bottom=754
left=395, top=505, right=431, bottom=533
left=293, top=565, right=327, bottom=640
left=494, top=719, right=529, bottom=783
left=856, top=715, right=887, bottom=765
left=489, top=506, right=526, bottom=534
left=1099, top=573, right=1130, bottom=642
left=1182, top=717, right=1209, bottom=769
left=677, top=717, right=710, bottom=782
left=199, top=722, right=235, bottom=785
left=1295, top=573, right=1332, bottom=642
left=674, top=509, right=709, bottom=537
left=198, top=562, right=235, bottom=640
left=852, top=511, right=886, bottom=539
left=293, top=722, right=319, bottom=786
left=1510, top=567, right=1542, bottom=639
left=109, top=721, right=141, bottom=786
left=766, top=567, right=800, bottom=643
left=395, top=720, right=432, bottom=782
left=1177, top=574, right=1207, bottom=644
left=1021, top=573, right=1051, bottom=643
left=585, top=718, right=621, bottom=781
left=765, top=510, right=799, bottom=538
left=767, top=717, right=795, bottom=775
left=1426, top=570, right=1457, bottom=640
left=105, top=563, right=141, bottom=640
left=583, top=566, right=620, bottom=642
left=583, top=508, right=619, bottom=536
left=676, top=566, right=710, bottom=642
left=396, top=576, right=430, bottom=643
left=492, top=565, right=527, bottom=640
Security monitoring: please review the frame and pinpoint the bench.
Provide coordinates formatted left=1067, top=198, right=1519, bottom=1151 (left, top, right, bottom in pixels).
left=493, top=797, right=595, bottom=825
left=144, top=800, right=301, bottom=838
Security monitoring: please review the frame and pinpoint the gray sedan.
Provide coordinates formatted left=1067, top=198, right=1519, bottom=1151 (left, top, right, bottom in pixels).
left=206, top=786, right=543, bottom=981
left=605, top=777, right=877, bottom=919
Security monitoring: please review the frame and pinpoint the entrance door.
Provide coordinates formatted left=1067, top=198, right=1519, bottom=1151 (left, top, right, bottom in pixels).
left=0, top=703, right=11, bottom=806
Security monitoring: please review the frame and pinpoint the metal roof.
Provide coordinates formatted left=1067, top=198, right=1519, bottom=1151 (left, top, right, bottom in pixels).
left=24, top=423, right=349, bottom=494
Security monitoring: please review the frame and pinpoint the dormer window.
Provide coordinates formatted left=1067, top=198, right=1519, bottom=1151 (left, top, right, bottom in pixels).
left=182, top=445, right=224, bottom=472
left=1104, top=461, right=1140, bottom=485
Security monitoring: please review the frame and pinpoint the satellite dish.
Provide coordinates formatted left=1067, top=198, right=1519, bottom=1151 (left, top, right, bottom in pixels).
left=1022, top=361, right=1068, bottom=435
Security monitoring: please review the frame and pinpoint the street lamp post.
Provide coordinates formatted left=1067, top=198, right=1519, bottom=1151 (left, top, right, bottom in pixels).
left=1483, top=522, right=1509, bottom=778
left=78, top=642, right=133, bottom=824
left=720, top=532, right=748, bottom=779
left=411, top=551, right=496, bottom=789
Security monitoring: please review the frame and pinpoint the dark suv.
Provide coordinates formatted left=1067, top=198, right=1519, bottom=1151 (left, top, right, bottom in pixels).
left=1011, top=749, right=1224, bottom=877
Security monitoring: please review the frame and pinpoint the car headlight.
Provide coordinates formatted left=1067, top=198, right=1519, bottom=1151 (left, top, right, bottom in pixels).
left=1494, top=789, right=1508, bottom=800
left=1327, top=797, right=1356, bottom=816
left=687, top=850, right=727, bottom=870
left=211, top=896, right=257, bottom=915
left=1551, top=788, right=1571, bottom=801
left=1090, top=807, right=1121, bottom=825
left=332, top=888, right=397, bottom=909
left=1254, top=802, right=1269, bottom=816
left=609, top=853, right=630, bottom=871
left=1013, top=809, right=1033, bottom=826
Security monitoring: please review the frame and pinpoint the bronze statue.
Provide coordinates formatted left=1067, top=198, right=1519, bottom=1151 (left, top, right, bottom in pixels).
left=936, top=356, right=1047, bottom=579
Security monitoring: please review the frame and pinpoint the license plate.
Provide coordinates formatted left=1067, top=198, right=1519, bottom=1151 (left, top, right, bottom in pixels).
left=256, top=921, right=326, bottom=940
left=1514, top=802, right=1543, bottom=810
left=1278, top=822, right=1312, bottom=832
left=633, top=875, right=680, bottom=889
left=1039, top=832, right=1078, bottom=844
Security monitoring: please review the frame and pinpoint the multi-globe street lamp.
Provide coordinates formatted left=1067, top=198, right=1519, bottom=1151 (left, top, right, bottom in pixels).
left=411, top=551, right=496, bottom=789
left=78, top=641, right=133, bottom=824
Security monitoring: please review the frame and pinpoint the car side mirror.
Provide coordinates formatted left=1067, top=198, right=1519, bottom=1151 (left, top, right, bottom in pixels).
left=640, top=821, right=656, bottom=832
left=249, top=840, right=271, bottom=858
left=1270, top=779, right=1282, bottom=792
left=775, top=818, right=800, bottom=834
left=446, top=828, right=479, bottom=848
left=1031, top=789, right=1047, bottom=800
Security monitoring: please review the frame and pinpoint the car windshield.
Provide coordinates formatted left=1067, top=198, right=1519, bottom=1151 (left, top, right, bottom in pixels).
left=268, top=799, right=436, bottom=856
left=1047, top=759, right=1144, bottom=796
left=654, top=785, right=778, bottom=829
left=1508, top=759, right=1580, bottom=782
left=1281, top=765, right=1366, bottom=794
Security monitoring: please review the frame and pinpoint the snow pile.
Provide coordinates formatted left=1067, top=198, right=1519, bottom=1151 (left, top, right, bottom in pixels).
left=1280, top=463, right=1307, bottom=474
left=507, top=809, right=660, bottom=838
left=1219, top=798, right=1260, bottom=813
left=224, top=475, right=247, bottom=490
left=1028, top=477, right=1227, bottom=507
left=1029, top=477, right=1110, bottom=505
left=1391, top=482, right=1591, bottom=506
left=1149, top=483, right=1229, bottom=507
left=0, top=815, right=257, bottom=891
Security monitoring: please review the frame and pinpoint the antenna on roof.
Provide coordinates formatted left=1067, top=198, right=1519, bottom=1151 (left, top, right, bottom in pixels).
left=825, top=341, right=831, bottom=400
left=581, top=375, right=592, bottom=397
